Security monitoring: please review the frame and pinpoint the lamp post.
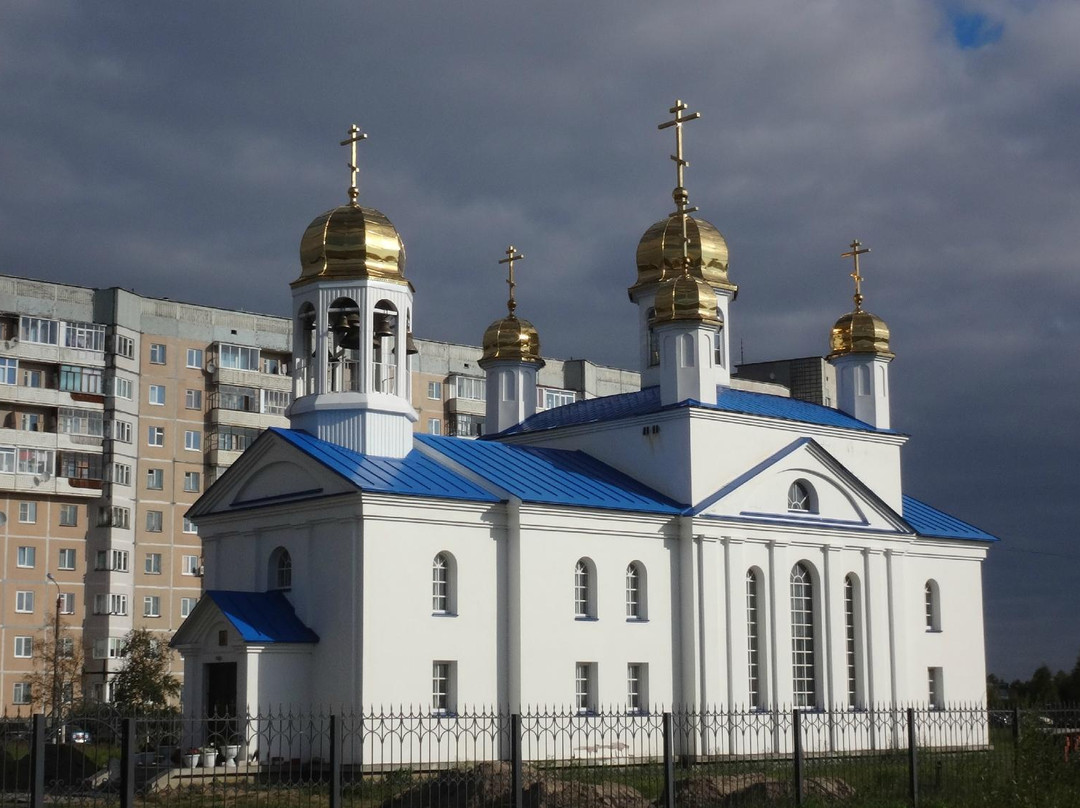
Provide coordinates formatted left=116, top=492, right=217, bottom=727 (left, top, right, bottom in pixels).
left=45, top=573, right=62, bottom=724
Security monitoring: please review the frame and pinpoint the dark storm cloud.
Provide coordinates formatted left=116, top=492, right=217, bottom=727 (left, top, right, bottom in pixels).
left=2, top=1, right=1077, bottom=679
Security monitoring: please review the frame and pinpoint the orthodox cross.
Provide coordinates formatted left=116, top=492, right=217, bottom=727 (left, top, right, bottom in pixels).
left=498, top=245, right=525, bottom=316
left=841, top=239, right=871, bottom=311
left=659, top=99, right=701, bottom=273
left=339, top=124, right=368, bottom=204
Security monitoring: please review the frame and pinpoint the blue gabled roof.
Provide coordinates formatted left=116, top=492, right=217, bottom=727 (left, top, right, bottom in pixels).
left=902, top=495, right=999, bottom=542
left=206, top=590, right=319, bottom=643
left=496, top=386, right=893, bottom=436
left=417, top=434, right=684, bottom=514
left=269, top=427, right=498, bottom=503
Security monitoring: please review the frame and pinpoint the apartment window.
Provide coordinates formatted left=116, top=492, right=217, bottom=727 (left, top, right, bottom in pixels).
left=143, top=596, right=161, bottom=617
left=21, top=413, right=41, bottom=432
left=147, top=426, right=165, bottom=446
left=21, top=316, right=59, bottom=345
left=183, top=517, right=198, bottom=534
left=450, top=414, right=485, bottom=437
left=574, top=558, right=595, bottom=619
left=627, top=663, right=647, bottom=714
left=262, top=355, right=286, bottom=375
left=626, top=562, right=646, bottom=619
left=145, top=511, right=163, bottom=532
left=94, top=594, right=128, bottom=616
left=92, top=637, right=127, bottom=659
left=58, top=504, right=78, bottom=527
left=146, top=468, right=164, bottom=489
left=0, top=447, right=14, bottom=473
left=16, top=591, right=34, bottom=613
left=575, top=662, right=596, bottom=715
left=19, top=502, right=37, bottom=523
left=149, top=343, right=167, bottom=364
left=23, top=369, right=43, bottom=387
left=214, top=425, right=259, bottom=452
left=59, top=593, right=75, bottom=614
left=184, top=471, right=200, bottom=492
left=145, top=553, right=162, bottom=574
left=186, top=348, right=204, bottom=368
left=0, top=357, right=16, bottom=385
left=64, top=321, right=105, bottom=351
left=59, top=365, right=102, bottom=394
left=17, top=546, right=36, bottom=568
left=538, top=387, right=577, bottom=409
left=269, top=548, right=290, bottom=588
left=928, top=667, right=944, bottom=709
left=453, top=375, right=485, bottom=401
left=14, top=636, right=33, bottom=658
left=925, top=580, right=941, bottom=632
left=13, top=683, right=31, bottom=705
left=262, top=389, right=291, bottom=415
left=746, top=569, right=763, bottom=708
left=428, top=418, right=442, bottom=435
left=58, top=451, right=103, bottom=481
left=101, top=505, right=130, bottom=529
left=432, top=661, right=455, bottom=715
left=184, top=430, right=201, bottom=451
left=110, top=420, right=132, bottom=443
left=113, top=377, right=133, bottom=400
left=185, top=389, right=203, bottom=410
left=220, top=344, right=260, bottom=371
left=58, top=548, right=77, bottom=570
left=180, top=597, right=197, bottom=618
left=96, top=549, right=129, bottom=572
left=217, top=385, right=258, bottom=413
left=148, top=384, right=166, bottom=405
left=427, top=381, right=442, bottom=400
left=59, top=407, right=104, bottom=437
left=18, top=449, right=53, bottom=475
left=790, top=563, right=818, bottom=708
left=114, top=334, right=135, bottom=359
left=182, top=555, right=201, bottom=576
left=111, top=462, right=132, bottom=486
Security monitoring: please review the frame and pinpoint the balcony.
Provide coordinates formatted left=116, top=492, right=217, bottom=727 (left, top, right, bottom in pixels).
left=211, top=364, right=292, bottom=392
left=3, top=338, right=107, bottom=368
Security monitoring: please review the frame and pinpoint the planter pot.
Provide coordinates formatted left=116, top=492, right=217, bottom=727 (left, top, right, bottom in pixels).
left=183, top=754, right=199, bottom=768
left=221, top=744, right=241, bottom=768
left=200, top=748, right=218, bottom=767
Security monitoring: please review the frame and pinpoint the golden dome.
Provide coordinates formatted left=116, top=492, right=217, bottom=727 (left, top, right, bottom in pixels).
left=292, top=203, right=407, bottom=288
left=479, top=315, right=543, bottom=365
left=828, top=309, right=893, bottom=359
left=651, top=273, right=721, bottom=325
left=630, top=213, right=736, bottom=297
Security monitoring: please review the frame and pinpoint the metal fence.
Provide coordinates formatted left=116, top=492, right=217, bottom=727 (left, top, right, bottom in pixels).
left=1, top=704, right=1079, bottom=806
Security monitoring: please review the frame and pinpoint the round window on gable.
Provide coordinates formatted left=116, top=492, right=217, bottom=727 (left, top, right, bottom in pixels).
left=787, top=480, right=816, bottom=513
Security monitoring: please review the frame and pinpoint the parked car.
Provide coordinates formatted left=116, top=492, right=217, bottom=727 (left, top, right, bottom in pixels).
left=69, top=727, right=91, bottom=743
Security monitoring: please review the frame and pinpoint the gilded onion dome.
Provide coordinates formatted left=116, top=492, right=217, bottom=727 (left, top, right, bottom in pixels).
left=828, top=309, right=893, bottom=359
left=630, top=211, right=737, bottom=297
left=480, top=315, right=543, bottom=365
left=292, top=203, right=407, bottom=288
left=651, top=272, right=721, bottom=325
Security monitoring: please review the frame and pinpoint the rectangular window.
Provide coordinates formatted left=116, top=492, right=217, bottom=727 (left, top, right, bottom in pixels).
left=59, top=407, right=104, bottom=437
left=453, top=375, right=485, bottom=401
left=184, top=430, right=201, bottom=451
left=17, top=449, right=53, bottom=475
left=183, top=517, right=198, bottom=534
left=63, top=321, right=105, bottom=351
left=216, top=385, right=259, bottom=412
left=149, top=343, right=166, bottom=364
left=17, top=546, right=36, bottom=568
left=146, top=468, right=164, bottom=490
left=180, top=597, right=197, bottom=618
left=100, top=505, right=131, bottom=529
left=59, top=593, right=75, bottom=615
left=21, top=412, right=41, bottom=432
left=20, top=316, right=59, bottom=345
left=261, top=355, right=286, bottom=375
left=182, top=555, right=201, bottom=575
left=183, top=471, right=200, bottom=492
left=14, top=636, right=33, bottom=658
left=186, top=348, right=204, bottom=368
left=261, top=389, right=291, bottom=415
left=16, top=591, right=35, bottom=613
left=145, top=552, right=162, bottom=574
left=111, top=462, right=131, bottom=486
left=0, top=357, right=16, bottom=385
left=58, top=548, right=77, bottom=570
left=428, top=418, right=442, bottom=435
left=94, top=593, right=128, bottom=616
left=928, top=667, right=943, bottom=709
left=147, top=426, right=165, bottom=446
left=427, top=381, right=442, bottom=400
left=19, top=502, right=37, bottom=523
left=113, top=377, right=133, bottom=400
left=145, top=510, right=163, bottom=532
left=148, top=384, right=166, bottom=405
left=627, top=663, right=647, bottom=714
left=114, top=334, right=135, bottom=359
left=575, top=663, right=595, bottom=715
left=537, top=387, right=577, bottom=410
left=450, top=414, right=485, bottom=438
left=97, top=549, right=129, bottom=571
left=143, top=596, right=161, bottom=617
left=92, top=637, right=127, bottom=659
left=109, top=420, right=132, bottom=443
left=58, top=451, right=103, bottom=481
left=432, top=661, right=455, bottom=715
left=59, top=364, right=102, bottom=394
left=13, top=682, right=31, bottom=705
left=0, top=447, right=14, bottom=473
left=185, top=389, right=203, bottom=410
left=214, top=425, right=260, bottom=452
left=23, top=369, right=43, bottom=387
left=219, top=344, right=260, bottom=371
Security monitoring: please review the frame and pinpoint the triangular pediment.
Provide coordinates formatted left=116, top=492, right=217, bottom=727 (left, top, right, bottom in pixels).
left=187, top=430, right=357, bottom=519
left=692, top=438, right=910, bottom=533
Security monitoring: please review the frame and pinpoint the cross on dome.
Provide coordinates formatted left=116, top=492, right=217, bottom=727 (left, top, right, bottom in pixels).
left=841, top=238, right=871, bottom=311
left=339, top=123, right=368, bottom=205
left=498, top=245, right=525, bottom=317
left=658, top=99, right=701, bottom=271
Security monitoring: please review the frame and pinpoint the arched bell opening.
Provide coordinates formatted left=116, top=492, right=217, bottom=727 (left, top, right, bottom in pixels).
left=327, top=297, right=361, bottom=392
left=297, top=303, right=317, bottom=397
left=372, top=299, right=399, bottom=394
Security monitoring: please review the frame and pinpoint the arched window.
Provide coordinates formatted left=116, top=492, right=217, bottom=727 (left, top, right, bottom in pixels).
left=270, top=547, right=292, bottom=591
left=925, top=580, right=941, bottom=631
left=646, top=309, right=659, bottom=367
left=432, top=553, right=454, bottom=614
left=680, top=333, right=695, bottom=368
left=746, top=569, right=763, bottom=707
left=844, top=574, right=860, bottom=706
left=626, top=562, right=646, bottom=619
left=790, top=563, right=817, bottom=708
left=788, top=480, right=815, bottom=512
left=574, top=559, right=595, bottom=618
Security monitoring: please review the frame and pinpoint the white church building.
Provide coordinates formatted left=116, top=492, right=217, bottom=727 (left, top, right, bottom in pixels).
left=172, top=110, right=997, bottom=733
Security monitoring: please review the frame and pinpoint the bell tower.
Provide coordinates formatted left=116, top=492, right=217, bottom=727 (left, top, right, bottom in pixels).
left=287, top=124, right=418, bottom=457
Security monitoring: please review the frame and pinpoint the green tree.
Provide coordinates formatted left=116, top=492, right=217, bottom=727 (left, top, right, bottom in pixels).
left=24, top=612, right=84, bottom=717
left=111, top=629, right=180, bottom=711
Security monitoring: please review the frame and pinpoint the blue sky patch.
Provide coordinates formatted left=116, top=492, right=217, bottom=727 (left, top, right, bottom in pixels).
left=948, top=7, right=1005, bottom=49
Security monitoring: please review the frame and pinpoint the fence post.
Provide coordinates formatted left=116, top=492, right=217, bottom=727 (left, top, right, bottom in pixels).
left=29, top=713, right=45, bottom=808
left=329, top=714, right=341, bottom=808
left=662, top=711, right=675, bottom=808
left=510, top=713, right=523, bottom=808
left=907, top=707, right=918, bottom=808
left=120, top=717, right=136, bottom=808
left=793, top=709, right=804, bottom=808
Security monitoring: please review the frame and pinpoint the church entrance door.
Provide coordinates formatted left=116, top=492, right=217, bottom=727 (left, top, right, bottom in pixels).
left=205, top=661, right=238, bottom=743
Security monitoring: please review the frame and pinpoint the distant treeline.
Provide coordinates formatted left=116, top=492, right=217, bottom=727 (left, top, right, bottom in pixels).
left=989, top=653, right=1080, bottom=706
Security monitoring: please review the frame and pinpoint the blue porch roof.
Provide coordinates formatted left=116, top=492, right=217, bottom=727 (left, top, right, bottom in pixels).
left=205, top=590, right=319, bottom=643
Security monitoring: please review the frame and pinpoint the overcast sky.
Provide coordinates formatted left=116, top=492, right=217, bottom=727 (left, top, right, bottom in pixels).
left=2, top=1, right=1077, bottom=681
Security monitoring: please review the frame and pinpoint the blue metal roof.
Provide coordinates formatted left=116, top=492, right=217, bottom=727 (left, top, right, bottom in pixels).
left=418, top=434, right=684, bottom=514
left=902, top=495, right=999, bottom=542
left=269, top=427, right=498, bottom=502
left=496, top=386, right=893, bottom=436
left=206, top=590, right=319, bottom=643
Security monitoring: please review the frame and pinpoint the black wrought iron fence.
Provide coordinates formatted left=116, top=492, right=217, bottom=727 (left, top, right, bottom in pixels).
left=1, top=704, right=1079, bottom=806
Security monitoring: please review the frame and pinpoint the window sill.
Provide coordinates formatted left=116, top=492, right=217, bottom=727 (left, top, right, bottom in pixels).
left=431, top=611, right=458, bottom=618
left=925, top=628, right=942, bottom=634
left=574, top=616, right=598, bottom=623
left=626, top=617, right=649, bottom=624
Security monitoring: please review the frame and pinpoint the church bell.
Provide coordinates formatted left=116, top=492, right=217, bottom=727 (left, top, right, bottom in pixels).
left=332, top=312, right=362, bottom=351
left=373, top=312, right=395, bottom=339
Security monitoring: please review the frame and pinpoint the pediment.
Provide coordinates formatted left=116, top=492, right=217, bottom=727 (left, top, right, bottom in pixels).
left=188, top=431, right=357, bottom=519
left=693, top=438, right=909, bottom=533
